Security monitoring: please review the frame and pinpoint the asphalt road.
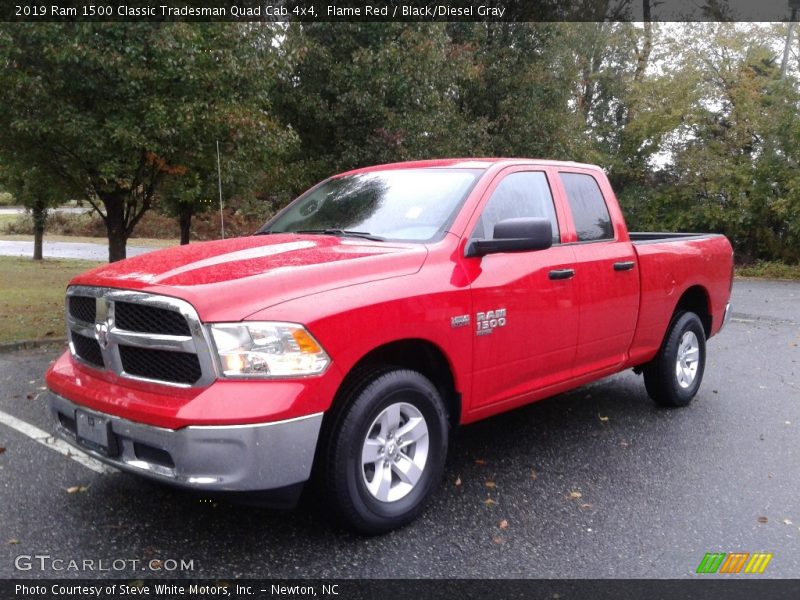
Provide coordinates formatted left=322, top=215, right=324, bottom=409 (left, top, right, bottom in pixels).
left=0, top=207, right=91, bottom=216
left=0, top=240, right=154, bottom=261
left=0, top=279, right=798, bottom=579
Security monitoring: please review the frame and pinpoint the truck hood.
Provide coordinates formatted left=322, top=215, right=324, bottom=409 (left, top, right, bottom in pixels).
left=71, top=234, right=428, bottom=321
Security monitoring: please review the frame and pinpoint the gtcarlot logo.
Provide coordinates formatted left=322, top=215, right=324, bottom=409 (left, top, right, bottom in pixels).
left=14, top=554, right=195, bottom=573
left=696, top=552, right=773, bottom=574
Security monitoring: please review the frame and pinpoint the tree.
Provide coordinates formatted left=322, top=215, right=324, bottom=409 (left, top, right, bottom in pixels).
left=0, top=23, right=294, bottom=261
left=0, top=162, right=68, bottom=260
left=274, top=23, right=484, bottom=193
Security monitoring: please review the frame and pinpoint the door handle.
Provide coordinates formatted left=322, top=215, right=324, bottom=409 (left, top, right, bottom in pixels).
left=548, top=268, right=575, bottom=280
left=613, top=261, right=635, bottom=271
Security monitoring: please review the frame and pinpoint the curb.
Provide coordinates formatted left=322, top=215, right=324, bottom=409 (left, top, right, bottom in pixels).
left=0, top=338, right=67, bottom=353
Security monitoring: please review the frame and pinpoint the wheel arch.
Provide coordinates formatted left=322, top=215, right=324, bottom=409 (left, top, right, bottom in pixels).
left=330, top=338, right=461, bottom=429
left=673, top=285, right=712, bottom=338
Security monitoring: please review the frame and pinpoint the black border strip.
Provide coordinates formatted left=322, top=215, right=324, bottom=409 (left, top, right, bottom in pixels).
left=2, top=1, right=798, bottom=23
left=4, top=579, right=800, bottom=600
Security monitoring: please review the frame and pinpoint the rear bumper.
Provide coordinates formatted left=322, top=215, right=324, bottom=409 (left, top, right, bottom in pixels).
left=47, top=391, right=323, bottom=493
left=720, top=302, right=732, bottom=333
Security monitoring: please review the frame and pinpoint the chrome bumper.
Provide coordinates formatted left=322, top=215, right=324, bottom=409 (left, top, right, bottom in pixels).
left=720, top=302, right=732, bottom=332
left=47, top=392, right=323, bottom=492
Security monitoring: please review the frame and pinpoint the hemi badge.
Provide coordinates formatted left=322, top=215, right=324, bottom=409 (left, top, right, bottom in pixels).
left=451, top=315, right=470, bottom=328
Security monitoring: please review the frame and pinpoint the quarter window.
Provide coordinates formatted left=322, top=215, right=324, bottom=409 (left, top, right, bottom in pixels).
left=474, top=171, right=559, bottom=243
left=560, top=173, right=614, bottom=242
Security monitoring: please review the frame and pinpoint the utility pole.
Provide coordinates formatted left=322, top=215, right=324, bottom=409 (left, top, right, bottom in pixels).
left=781, top=1, right=800, bottom=80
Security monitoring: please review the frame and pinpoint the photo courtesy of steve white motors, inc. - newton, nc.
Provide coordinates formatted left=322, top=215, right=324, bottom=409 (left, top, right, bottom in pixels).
left=45, top=159, right=733, bottom=534
left=14, top=583, right=236, bottom=597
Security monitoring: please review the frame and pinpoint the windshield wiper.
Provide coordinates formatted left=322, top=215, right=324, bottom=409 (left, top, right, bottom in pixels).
left=295, top=229, right=385, bottom=241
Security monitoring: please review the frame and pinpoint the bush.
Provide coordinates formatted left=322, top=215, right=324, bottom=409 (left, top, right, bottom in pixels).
left=0, top=192, right=15, bottom=206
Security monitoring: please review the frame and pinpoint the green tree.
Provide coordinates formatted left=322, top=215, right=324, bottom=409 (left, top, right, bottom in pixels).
left=0, top=162, right=68, bottom=260
left=654, top=24, right=800, bottom=262
left=0, top=23, right=293, bottom=261
left=275, top=23, right=484, bottom=193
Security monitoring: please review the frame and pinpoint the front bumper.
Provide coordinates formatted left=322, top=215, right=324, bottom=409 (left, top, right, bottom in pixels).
left=48, top=392, right=323, bottom=493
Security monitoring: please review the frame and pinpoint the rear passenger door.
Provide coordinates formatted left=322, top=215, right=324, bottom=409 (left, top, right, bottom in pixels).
left=556, top=170, right=639, bottom=375
left=468, top=168, right=578, bottom=408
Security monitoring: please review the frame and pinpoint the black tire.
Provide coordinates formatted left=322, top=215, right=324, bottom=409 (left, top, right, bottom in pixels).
left=322, top=368, right=449, bottom=534
left=643, top=311, right=707, bottom=407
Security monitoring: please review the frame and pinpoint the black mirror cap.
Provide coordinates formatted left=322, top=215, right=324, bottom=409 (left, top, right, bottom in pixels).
left=466, top=217, right=554, bottom=257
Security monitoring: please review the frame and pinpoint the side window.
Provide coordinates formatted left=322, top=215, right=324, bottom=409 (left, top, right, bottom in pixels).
left=475, top=171, right=559, bottom=243
left=560, top=173, right=614, bottom=242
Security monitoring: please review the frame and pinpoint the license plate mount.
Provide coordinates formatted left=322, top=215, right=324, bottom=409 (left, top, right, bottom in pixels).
left=76, top=411, right=118, bottom=456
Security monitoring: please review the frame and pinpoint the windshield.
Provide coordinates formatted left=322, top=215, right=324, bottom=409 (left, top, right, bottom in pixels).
left=260, top=168, right=483, bottom=242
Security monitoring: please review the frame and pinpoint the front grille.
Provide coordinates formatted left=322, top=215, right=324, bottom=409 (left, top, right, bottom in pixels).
left=72, top=332, right=104, bottom=367
left=115, top=302, right=191, bottom=336
left=66, top=287, right=215, bottom=387
left=69, top=296, right=96, bottom=323
left=119, top=345, right=202, bottom=385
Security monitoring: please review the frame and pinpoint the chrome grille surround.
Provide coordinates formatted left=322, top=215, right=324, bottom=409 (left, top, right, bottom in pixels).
left=65, top=285, right=218, bottom=388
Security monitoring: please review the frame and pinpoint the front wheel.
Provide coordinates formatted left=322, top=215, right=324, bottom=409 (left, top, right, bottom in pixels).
left=643, top=311, right=707, bottom=407
left=322, top=369, right=449, bottom=534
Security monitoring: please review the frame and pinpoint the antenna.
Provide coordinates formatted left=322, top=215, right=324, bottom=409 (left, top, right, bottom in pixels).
left=216, top=140, right=225, bottom=239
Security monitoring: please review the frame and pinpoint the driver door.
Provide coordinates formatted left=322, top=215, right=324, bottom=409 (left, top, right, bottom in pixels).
left=467, top=168, right=578, bottom=409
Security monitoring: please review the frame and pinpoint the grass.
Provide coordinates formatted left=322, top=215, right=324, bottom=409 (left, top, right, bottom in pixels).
left=0, top=256, right=101, bottom=344
left=736, top=261, right=800, bottom=280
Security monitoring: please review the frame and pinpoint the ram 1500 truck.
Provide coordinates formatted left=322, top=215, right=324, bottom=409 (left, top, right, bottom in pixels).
left=45, top=159, right=733, bottom=533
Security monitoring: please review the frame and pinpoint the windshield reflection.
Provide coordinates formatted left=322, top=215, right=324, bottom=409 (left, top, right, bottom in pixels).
left=262, top=169, right=482, bottom=242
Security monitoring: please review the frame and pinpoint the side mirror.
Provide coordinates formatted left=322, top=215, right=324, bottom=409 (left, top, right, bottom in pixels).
left=466, top=217, right=553, bottom=257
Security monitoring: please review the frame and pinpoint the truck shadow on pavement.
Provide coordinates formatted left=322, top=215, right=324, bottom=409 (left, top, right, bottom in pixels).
left=61, top=369, right=713, bottom=577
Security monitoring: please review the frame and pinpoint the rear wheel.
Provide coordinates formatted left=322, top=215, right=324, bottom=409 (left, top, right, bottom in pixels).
left=322, top=368, right=449, bottom=534
left=643, top=311, right=706, bottom=407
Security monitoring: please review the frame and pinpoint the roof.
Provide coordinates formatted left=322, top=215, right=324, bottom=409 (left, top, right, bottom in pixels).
left=335, top=158, right=600, bottom=177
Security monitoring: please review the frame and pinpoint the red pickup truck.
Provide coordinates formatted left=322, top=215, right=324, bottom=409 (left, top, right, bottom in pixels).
left=46, top=159, right=733, bottom=533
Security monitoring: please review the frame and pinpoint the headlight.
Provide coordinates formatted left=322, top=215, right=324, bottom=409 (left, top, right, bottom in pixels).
left=209, top=322, right=330, bottom=378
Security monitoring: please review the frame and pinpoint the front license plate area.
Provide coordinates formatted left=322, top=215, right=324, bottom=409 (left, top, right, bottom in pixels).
left=76, top=411, right=118, bottom=456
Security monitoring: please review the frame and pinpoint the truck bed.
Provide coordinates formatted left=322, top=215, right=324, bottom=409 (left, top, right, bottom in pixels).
left=626, top=233, right=733, bottom=367
left=629, top=232, right=724, bottom=244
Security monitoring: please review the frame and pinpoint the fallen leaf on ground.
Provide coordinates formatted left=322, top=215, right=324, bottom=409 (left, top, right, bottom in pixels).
left=492, top=536, right=504, bottom=545
left=757, top=516, right=768, bottom=524
left=498, top=519, right=509, bottom=529
left=580, top=503, right=593, bottom=509
left=530, top=470, right=538, bottom=480
left=454, top=477, right=462, bottom=487
left=25, top=394, right=34, bottom=400
left=483, top=498, right=497, bottom=507
left=0, top=447, right=5, bottom=454
left=475, top=459, right=487, bottom=466
left=8, top=539, right=19, bottom=545
left=568, top=490, right=582, bottom=500
left=619, top=441, right=629, bottom=448
left=65, top=485, right=89, bottom=494
left=599, top=415, right=609, bottom=422
left=485, top=481, right=496, bottom=489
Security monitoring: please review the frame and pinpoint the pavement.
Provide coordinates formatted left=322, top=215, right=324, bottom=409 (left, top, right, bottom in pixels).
left=1, top=206, right=154, bottom=260
left=0, top=206, right=91, bottom=216
left=0, top=240, right=154, bottom=261
left=0, top=279, right=798, bottom=579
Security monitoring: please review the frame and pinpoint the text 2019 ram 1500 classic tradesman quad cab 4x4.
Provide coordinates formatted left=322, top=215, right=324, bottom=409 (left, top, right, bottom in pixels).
left=46, top=159, right=733, bottom=533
